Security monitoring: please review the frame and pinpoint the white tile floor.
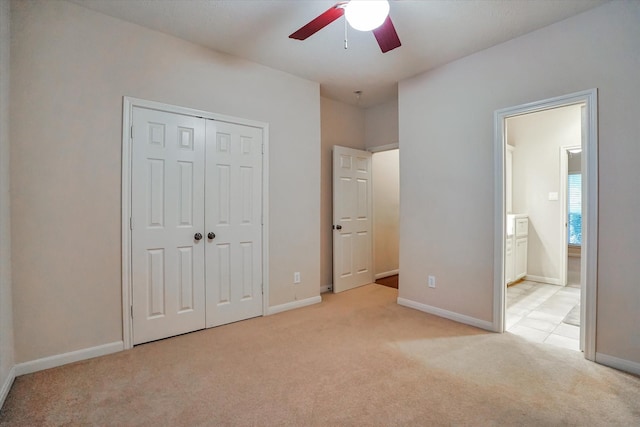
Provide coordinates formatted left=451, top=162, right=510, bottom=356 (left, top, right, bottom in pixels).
left=506, top=280, right=581, bottom=351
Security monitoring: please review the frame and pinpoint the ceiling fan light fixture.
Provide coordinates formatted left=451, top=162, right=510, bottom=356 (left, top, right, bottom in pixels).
left=345, top=0, right=390, bottom=32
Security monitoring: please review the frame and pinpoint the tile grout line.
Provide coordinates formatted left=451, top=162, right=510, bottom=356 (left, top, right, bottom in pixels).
left=506, top=281, right=581, bottom=351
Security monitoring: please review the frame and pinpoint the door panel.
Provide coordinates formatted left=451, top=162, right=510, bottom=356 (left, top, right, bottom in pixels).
left=206, top=120, right=263, bottom=327
left=333, top=146, right=373, bottom=293
left=131, top=107, right=206, bottom=345
left=177, top=246, right=195, bottom=312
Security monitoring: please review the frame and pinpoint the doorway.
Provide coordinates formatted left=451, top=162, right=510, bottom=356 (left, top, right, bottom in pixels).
left=372, top=148, right=400, bottom=289
left=122, top=97, right=270, bottom=349
left=493, top=90, right=598, bottom=360
left=331, top=145, right=399, bottom=292
left=503, top=105, right=582, bottom=350
left=564, top=147, right=582, bottom=289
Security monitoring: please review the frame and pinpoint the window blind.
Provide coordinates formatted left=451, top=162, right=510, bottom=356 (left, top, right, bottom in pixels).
left=568, top=173, right=582, bottom=246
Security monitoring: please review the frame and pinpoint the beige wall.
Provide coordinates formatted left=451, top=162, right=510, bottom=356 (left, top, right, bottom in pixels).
left=508, top=105, right=581, bottom=284
left=399, top=1, right=640, bottom=362
left=372, top=149, right=399, bottom=277
left=10, top=0, right=321, bottom=363
left=365, top=99, right=398, bottom=150
left=320, top=97, right=365, bottom=290
left=0, top=0, right=14, bottom=397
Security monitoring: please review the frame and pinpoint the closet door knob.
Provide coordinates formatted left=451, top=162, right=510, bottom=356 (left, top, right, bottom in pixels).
left=194, top=233, right=203, bottom=241
left=336, top=225, right=342, bottom=230
left=208, top=232, right=216, bottom=240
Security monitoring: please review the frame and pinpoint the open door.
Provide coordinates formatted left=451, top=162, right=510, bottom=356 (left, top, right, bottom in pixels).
left=332, top=146, right=373, bottom=293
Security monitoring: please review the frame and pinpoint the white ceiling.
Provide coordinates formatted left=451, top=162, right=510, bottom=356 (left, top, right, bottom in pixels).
left=69, top=0, right=607, bottom=108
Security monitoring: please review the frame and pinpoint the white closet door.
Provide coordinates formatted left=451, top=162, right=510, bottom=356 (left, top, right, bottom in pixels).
left=205, top=120, right=263, bottom=327
left=332, top=146, right=373, bottom=293
left=131, top=107, right=206, bottom=345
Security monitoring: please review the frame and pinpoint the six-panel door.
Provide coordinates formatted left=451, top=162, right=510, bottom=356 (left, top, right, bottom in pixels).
left=332, top=146, right=373, bottom=293
left=131, top=107, right=264, bottom=345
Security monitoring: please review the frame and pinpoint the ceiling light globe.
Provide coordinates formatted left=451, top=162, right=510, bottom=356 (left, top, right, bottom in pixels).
left=345, top=0, right=390, bottom=32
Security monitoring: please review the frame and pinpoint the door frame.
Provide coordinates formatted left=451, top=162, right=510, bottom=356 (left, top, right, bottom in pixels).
left=559, top=143, right=582, bottom=288
left=493, top=89, right=598, bottom=360
left=121, top=97, right=270, bottom=350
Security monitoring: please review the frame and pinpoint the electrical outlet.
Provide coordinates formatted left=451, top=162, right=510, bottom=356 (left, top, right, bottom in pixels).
left=428, top=275, right=436, bottom=288
left=294, top=272, right=301, bottom=284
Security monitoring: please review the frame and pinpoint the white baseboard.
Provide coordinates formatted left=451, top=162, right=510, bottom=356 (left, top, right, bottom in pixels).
left=320, top=284, right=332, bottom=293
left=14, top=341, right=124, bottom=377
left=374, top=270, right=399, bottom=280
left=525, top=275, right=561, bottom=286
left=267, top=295, right=322, bottom=315
left=397, top=297, right=494, bottom=331
left=595, top=352, right=640, bottom=376
left=0, top=366, right=15, bottom=410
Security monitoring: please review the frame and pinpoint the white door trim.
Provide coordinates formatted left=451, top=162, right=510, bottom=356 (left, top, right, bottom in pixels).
left=559, top=144, right=581, bottom=288
left=121, top=97, right=270, bottom=350
left=493, top=89, right=598, bottom=361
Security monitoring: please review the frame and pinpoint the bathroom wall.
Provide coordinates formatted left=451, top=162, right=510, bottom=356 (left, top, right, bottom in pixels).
left=508, top=105, right=582, bottom=284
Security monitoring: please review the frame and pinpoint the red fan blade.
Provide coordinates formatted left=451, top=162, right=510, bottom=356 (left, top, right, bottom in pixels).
left=289, top=3, right=346, bottom=40
left=372, top=15, right=401, bottom=53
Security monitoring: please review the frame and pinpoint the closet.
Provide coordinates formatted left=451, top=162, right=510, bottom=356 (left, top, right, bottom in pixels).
left=130, top=106, right=264, bottom=345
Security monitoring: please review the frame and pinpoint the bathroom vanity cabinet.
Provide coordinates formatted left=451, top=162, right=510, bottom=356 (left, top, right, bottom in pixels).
left=506, top=214, right=528, bottom=285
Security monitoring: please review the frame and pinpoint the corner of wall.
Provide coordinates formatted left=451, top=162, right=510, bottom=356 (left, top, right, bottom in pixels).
left=0, top=0, right=15, bottom=410
left=364, top=98, right=399, bottom=150
left=0, top=367, right=15, bottom=409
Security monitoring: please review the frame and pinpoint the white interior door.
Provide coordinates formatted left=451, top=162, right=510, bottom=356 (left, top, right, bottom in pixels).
left=131, top=107, right=206, bottom=345
left=333, top=146, right=373, bottom=293
left=205, top=120, right=263, bottom=327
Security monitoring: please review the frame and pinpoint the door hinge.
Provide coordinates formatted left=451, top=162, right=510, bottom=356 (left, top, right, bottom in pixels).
left=261, top=283, right=264, bottom=295
left=130, top=305, right=133, bottom=319
left=129, top=217, right=134, bottom=230
left=130, top=125, right=134, bottom=140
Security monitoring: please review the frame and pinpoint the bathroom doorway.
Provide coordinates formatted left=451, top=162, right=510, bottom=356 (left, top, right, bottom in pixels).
left=503, top=105, right=582, bottom=350
left=494, top=90, right=598, bottom=360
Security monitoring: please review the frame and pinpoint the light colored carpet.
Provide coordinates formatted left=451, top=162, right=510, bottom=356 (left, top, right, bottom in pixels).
left=1, top=284, right=639, bottom=426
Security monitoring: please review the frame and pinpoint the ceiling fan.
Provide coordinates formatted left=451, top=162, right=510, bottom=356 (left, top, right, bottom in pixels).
left=289, top=0, right=401, bottom=53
